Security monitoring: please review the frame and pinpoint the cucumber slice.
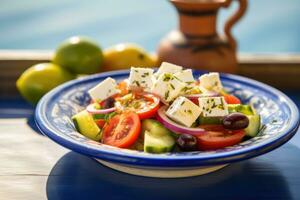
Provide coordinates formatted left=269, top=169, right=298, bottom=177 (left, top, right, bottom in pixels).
left=142, top=119, right=172, bottom=136
left=198, top=116, right=223, bottom=125
left=228, top=104, right=255, bottom=115
left=144, top=130, right=175, bottom=153
left=142, top=119, right=175, bottom=153
left=245, top=115, right=261, bottom=137
left=72, top=110, right=101, bottom=141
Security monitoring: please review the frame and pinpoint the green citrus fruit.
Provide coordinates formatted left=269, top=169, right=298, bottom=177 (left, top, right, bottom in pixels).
left=53, top=36, right=103, bottom=74
left=16, top=63, right=74, bottom=105
left=103, top=43, right=157, bottom=71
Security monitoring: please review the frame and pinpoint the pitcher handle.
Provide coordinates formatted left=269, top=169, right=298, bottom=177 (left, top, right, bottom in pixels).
left=224, top=0, right=248, bottom=50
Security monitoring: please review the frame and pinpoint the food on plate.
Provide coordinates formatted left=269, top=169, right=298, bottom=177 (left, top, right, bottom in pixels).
left=72, top=110, right=101, bottom=141
left=103, top=43, right=157, bottom=71
left=53, top=36, right=104, bottom=74
left=16, top=63, right=74, bottom=105
left=72, top=62, right=261, bottom=153
left=142, top=119, right=175, bottom=153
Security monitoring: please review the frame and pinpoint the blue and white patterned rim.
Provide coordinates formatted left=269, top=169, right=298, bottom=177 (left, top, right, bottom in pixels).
left=35, top=70, right=299, bottom=167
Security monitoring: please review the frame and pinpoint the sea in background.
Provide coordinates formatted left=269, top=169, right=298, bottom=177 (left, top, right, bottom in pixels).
left=0, top=0, right=299, bottom=53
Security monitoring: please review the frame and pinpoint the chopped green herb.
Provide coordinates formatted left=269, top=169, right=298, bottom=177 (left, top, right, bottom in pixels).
left=211, top=102, right=217, bottom=109
left=141, top=72, right=149, bottom=78
left=163, top=74, right=172, bottom=82
left=133, top=80, right=140, bottom=87
left=173, top=76, right=180, bottom=81
left=217, top=104, right=225, bottom=110
left=170, top=83, right=175, bottom=90
left=181, top=87, right=188, bottom=92
left=164, top=90, right=170, bottom=100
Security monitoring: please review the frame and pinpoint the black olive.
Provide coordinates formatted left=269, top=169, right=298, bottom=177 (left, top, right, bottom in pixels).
left=222, top=113, right=249, bottom=130
left=176, top=134, right=198, bottom=151
left=102, top=97, right=115, bottom=109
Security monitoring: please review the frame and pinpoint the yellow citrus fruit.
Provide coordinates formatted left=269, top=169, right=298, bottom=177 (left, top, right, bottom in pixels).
left=103, top=43, right=157, bottom=71
left=53, top=36, right=104, bottom=74
left=16, top=63, right=74, bottom=105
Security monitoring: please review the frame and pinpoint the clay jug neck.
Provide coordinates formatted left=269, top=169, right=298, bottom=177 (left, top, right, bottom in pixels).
left=171, top=0, right=228, bottom=36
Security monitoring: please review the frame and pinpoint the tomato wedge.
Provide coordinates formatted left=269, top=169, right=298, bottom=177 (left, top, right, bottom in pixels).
left=115, top=93, right=160, bottom=120
left=95, top=119, right=106, bottom=128
left=102, top=112, right=141, bottom=148
left=196, top=125, right=245, bottom=150
left=224, top=94, right=241, bottom=104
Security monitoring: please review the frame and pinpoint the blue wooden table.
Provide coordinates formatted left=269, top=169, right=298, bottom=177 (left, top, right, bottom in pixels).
left=0, top=91, right=299, bottom=200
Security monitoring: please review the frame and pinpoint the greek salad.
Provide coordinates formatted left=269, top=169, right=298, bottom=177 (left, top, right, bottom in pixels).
left=72, top=62, right=261, bottom=153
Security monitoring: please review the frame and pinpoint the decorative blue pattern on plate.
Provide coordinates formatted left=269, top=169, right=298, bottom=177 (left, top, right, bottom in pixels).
left=35, top=70, right=299, bottom=167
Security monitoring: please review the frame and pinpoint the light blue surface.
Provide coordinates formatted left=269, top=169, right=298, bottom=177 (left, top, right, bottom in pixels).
left=35, top=69, right=299, bottom=167
left=0, top=0, right=300, bottom=53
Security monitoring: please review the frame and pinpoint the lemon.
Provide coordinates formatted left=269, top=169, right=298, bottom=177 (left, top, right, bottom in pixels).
left=53, top=36, right=104, bottom=74
left=103, top=43, right=157, bottom=71
left=16, top=63, right=74, bottom=105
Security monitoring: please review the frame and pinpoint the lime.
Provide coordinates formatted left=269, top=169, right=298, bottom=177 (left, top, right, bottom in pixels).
left=16, top=63, right=74, bottom=105
left=103, top=43, right=157, bottom=71
left=53, top=36, right=103, bottom=74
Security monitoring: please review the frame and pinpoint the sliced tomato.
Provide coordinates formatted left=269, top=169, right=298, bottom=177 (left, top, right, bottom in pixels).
left=95, top=119, right=106, bottom=128
left=102, top=112, right=141, bottom=148
left=197, top=125, right=245, bottom=150
left=136, top=93, right=160, bottom=119
left=115, top=93, right=160, bottom=120
left=224, top=94, right=241, bottom=104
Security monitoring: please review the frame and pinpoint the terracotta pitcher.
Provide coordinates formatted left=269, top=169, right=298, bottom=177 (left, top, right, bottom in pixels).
left=157, top=0, right=247, bottom=73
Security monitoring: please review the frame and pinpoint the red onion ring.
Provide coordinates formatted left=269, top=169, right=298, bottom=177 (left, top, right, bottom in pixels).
left=86, top=103, right=116, bottom=114
left=156, top=106, right=207, bottom=136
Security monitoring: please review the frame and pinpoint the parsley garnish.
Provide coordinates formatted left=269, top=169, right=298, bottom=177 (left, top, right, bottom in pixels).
left=170, top=83, right=175, bottom=90
left=164, top=90, right=170, bottom=100
left=163, top=74, right=172, bottom=82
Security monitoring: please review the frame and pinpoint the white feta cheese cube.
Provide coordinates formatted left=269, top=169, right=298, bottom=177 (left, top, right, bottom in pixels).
left=155, top=62, right=183, bottom=78
left=199, top=72, right=223, bottom=92
left=166, top=96, right=201, bottom=127
left=198, top=96, right=228, bottom=117
left=88, top=77, right=118, bottom=101
left=151, top=73, right=186, bottom=103
left=128, top=67, right=154, bottom=91
left=174, top=69, right=195, bottom=84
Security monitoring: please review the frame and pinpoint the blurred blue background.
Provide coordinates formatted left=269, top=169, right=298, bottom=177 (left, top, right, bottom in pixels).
left=0, top=0, right=299, bottom=53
